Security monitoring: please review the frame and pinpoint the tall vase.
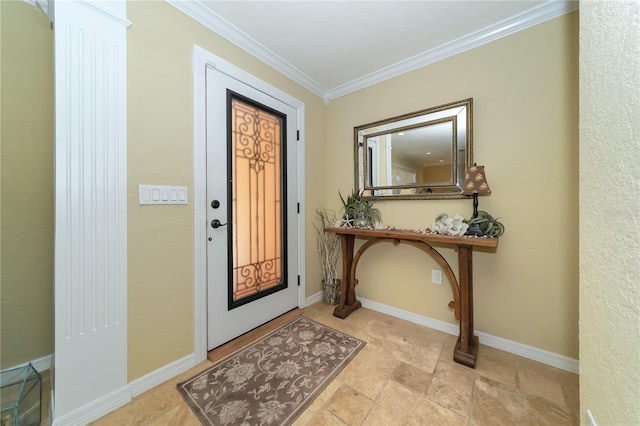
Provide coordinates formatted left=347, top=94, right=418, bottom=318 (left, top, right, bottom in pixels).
left=322, top=279, right=342, bottom=305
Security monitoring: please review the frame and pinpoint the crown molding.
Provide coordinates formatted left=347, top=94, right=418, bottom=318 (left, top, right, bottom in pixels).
left=165, top=0, right=327, bottom=98
left=326, top=0, right=579, bottom=101
left=77, top=0, right=133, bottom=28
left=24, top=0, right=133, bottom=26
left=166, top=0, right=577, bottom=103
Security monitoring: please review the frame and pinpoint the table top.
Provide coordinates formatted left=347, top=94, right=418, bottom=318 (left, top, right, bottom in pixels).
left=324, top=227, right=499, bottom=248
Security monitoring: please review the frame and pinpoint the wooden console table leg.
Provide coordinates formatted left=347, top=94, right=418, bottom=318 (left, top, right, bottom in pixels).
left=333, top=234, right=361, bottom=319
left=454, top=245, right=479, bottom=368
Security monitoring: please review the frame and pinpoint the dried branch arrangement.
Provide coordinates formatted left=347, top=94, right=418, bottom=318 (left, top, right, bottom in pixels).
left=314, top=208, right=340, bottom=284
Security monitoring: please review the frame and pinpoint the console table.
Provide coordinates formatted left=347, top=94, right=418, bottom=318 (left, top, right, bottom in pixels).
left=324, top=227, right=498, bottom=368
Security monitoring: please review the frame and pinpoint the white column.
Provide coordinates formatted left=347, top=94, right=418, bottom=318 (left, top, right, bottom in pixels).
left=52, top=1, right=130, bottom=423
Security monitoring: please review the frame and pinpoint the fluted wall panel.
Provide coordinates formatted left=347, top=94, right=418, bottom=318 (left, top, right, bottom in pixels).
left=53, top=1, right=129, bottom=421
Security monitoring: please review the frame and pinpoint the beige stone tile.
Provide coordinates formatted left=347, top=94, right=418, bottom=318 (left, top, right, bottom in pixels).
left=471, top=376, right=574, bottom=426
left=140, top=381, right=187, bottom=413
left=433, top=333, right=470, bottom=374
left=172, top=360, right=215, bottom=382
left=396, top=320, right=451, bottom=347
left=365, top=380, right=466, bottom=425
left=40, top=371, right=51, bottom=426
left=92, top=362, right=214, bottom=426
left=353, top=320, right=390, bottom=350
left=473, top=344, right=517, bottom=387
left=517, top=357, right=573, bottom=407
left=563, top=373, right=580, bottom=421
left=325, top=384, right=374, bottom=425
left=83, top=305, right=582, bottom=426
left=388, top=339, right=444, bottom=374
left=91, top=403, right=138, bottom=425
left=519, top=360, right=580, bottom=424
left=390, top=362, right=433, bottom=395
left=125, top=385, right=183, bottom=423
left=356, top=319, right=445, bottom=373
left=147, top=403, right=201, bottom=426
left=427, top=358, right=477, bottom=417
left=293, top=378, right=342, bottom=425
left=304, top=409, right=348, bottom=426
left=439, top=333, right=459, bottom=361
left=341, top=305, right=375, bottom=318
left=347, top=307, right=401, bottom=326
left=336, top=345, right=399, bottom=399
left=518, top=392, right=575, bottom=426
left=367, top=316, right=450, bottom=348
left=311, top=313, right=368, bottom=337
left=303, top=301, right=335, bottom=320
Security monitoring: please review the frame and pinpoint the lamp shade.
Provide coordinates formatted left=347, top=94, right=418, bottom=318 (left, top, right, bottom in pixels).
left=462, top=165, right=491, bottom=195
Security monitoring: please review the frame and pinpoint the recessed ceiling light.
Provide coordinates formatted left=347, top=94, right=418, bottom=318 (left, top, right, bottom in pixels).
left=398, top=132, right=405, bottom=136
left=425, top=152, right=432, bottom=155
left=438, top=159, right=444, bottom=163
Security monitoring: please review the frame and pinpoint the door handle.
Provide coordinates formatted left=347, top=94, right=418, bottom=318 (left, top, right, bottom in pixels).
left=211, top=219, right=227, bottom=229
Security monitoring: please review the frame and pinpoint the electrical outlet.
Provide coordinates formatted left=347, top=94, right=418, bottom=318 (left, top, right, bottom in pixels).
left=431, top=269, right=443, bottom=285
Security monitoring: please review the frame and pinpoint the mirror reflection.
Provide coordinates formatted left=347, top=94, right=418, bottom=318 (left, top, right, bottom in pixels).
left=355, top=98, right=473, bottom=199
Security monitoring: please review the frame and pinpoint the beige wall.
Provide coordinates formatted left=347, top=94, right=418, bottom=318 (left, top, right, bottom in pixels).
left=326, top=12, right=579, bottom=358
left=0, top=1, right=54, bottom=369
left=0, top=0, right=583, bottom=381
left=579, top=1, right=640, bottom=424
left=126, top=1, right=327, bottom=380
left=5, top=2, right=640, bottom=421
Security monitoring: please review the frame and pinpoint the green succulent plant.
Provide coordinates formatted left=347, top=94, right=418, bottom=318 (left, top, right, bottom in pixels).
left=468, top=210, right=505, bottom=237
left=339, top=190, right=382, bottom=226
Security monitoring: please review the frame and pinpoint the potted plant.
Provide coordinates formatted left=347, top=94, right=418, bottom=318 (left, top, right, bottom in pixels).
left=313, top=208, right=342, bottom=304
left=467, top=210, right=505, bottom=237
left=339, top=190, right=382, bottom=228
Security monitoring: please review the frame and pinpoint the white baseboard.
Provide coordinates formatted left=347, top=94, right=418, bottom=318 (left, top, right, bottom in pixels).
left=128, top=354, right=195, bottom=398
left=52, top=385, right=131, bottom=426
left=304, top=291, right=323, bottom=307
left=31, top=354, right=53, bottom=372
left=50, top=354, right=197, bottom=425
left=475, top=328, right=578, bottom=374
left=359, top=297, right=579, bottom=374
left=7, top=354, right=53, bottom=373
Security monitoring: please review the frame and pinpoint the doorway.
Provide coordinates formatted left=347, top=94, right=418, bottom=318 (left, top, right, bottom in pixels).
left=193, top=47, right=306, bottom=357
left=205, top=68, right=300, bottom=349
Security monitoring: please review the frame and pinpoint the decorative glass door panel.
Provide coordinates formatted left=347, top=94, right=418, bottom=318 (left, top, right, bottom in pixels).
left=228, top=93, right=287, bottom=309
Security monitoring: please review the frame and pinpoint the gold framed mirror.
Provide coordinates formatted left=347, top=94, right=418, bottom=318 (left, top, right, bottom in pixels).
left=355, top=98, right=473, bottom=200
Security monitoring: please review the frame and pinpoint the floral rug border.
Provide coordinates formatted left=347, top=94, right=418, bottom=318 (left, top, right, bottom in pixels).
left=177, top=316, right=366, bottom=425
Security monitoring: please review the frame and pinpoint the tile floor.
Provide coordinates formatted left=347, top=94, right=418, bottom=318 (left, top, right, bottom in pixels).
left=88, top=302, right=578, bottom=425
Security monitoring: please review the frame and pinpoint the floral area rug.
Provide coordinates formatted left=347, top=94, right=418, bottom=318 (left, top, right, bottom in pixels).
left=177, top=316, right=365, bottom=425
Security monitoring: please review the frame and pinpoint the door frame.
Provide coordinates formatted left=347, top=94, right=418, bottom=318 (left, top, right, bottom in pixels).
left=192, top=45, right=306, bottom=362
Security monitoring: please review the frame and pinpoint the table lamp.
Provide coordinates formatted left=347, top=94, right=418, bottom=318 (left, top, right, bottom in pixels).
left=462, top=164, right=491, bottom=236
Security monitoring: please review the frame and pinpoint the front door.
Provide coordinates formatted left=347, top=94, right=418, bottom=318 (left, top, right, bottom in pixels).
left=206, top=67, right=299, bottom=350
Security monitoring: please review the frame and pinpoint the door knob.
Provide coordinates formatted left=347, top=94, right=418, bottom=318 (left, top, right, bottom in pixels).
left=211, top=219, right=227, bottom=229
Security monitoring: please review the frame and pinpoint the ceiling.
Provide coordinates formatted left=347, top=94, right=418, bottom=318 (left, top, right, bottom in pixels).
left=167, top=1, right=577, bottom=102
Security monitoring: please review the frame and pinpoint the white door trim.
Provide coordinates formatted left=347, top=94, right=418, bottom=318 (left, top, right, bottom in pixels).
left=192, top=45, right=306, bottom=362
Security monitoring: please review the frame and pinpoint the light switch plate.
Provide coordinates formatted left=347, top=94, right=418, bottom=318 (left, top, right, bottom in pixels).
left=138, top=185, right=188, bottom=205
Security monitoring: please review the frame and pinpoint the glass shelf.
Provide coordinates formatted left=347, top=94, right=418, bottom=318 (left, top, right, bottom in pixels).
left=0, top=363, right=42, bottom=426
